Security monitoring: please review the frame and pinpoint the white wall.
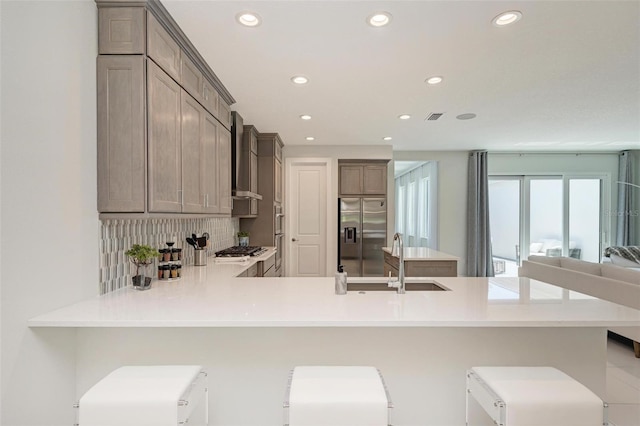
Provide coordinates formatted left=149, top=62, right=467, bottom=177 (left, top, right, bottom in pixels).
left=284, top=145, right=393, bottom=275
left=394, top=151, right=469, bottom=275
left=1, top=2, right=98, bottom=424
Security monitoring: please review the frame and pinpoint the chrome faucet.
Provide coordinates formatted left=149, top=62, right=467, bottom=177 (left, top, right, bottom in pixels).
left=388, top=233, right=405, bottom=294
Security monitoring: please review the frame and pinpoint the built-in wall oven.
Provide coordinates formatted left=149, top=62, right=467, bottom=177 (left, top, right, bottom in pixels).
left=274, top=204, right=284, bottom=276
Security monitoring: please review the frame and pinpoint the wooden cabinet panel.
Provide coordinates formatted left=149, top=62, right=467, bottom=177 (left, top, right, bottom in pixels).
left=217, top=98, right=232, bottom=130
left=97, top=55, right=146, bottom=212
left=180, top=54, right=204, bottom=107
left=202, top=112, right=220, bottom=214
left=98, top=7, right=145, bottom=54
left=147, top=60, right=182, bottom=212
left=202, top=80, right=219, bottom=117
left=274, top=158, right=282, bottom=203
left=147, top=12, right=181, bottom=82
left=339, top=166, right=363, bottom=195
left=180, top=91, right=204, bottom=213
left=218, top=129, right=232, bottom=215
left=363, top=165, right=387, bottom=195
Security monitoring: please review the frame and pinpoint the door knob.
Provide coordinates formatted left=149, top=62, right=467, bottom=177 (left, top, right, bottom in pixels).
left=292, top=238, right=298, bottom=242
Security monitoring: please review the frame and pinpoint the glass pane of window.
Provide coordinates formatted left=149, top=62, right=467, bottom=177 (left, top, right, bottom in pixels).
left=419, top=177, right=429, bottom=239
left=489, top=179, right=520, bottom=276
left=397, top=186, right=405, bottom=233
left=569, top=179, right=600, bottom=262
left=530, top=179, right=563, bottom=257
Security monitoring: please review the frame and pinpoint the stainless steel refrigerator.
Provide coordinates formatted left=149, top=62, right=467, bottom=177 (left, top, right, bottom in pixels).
left=338, top=197, right=387, bottom=276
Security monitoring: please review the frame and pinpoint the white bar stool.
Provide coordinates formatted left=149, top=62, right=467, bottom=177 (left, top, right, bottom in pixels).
left=283, top=366, right=393, bottom=426
left=466, top=366, right=607, bottom=426
left=75, top=365, right=208, bottom=426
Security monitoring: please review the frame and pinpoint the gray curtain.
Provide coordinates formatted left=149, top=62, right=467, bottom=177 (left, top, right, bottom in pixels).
left=616, top=150, right=635, bottom=245
left=467, top=151, right=494, bottom=277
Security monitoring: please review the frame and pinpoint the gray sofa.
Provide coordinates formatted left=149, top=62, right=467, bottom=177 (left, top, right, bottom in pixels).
left=519, top=255, right=640, bottom=357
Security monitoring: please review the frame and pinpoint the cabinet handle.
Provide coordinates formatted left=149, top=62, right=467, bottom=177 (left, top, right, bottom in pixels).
left=205, top=194, right=209, bottom=207
left=292, top=238, right=297, bottom=242
left=178, top=189, right=183, bottom=206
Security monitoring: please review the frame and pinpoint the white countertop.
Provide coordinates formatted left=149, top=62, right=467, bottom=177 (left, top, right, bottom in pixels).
left=28, top=264, right=640, bottom=327
left=382, top=247, right=460, bottom=261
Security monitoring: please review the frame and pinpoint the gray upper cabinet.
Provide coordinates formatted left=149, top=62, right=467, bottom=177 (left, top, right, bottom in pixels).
left=97, top=55, right=146, bottom=212
left=96, top=1, right=235, bottom=216
left=147, top=60, right=182, bottom=213
left=147, top=12, right=181, bottom=82
left=218, top=129, right=232, bottom=215
left=98, top=7, right=145, bottom=54
left=180, top=90, right=205, bottom=213
left=339, top=161, right=389, bottom=196
left=232, top=125, right=259, bottom=218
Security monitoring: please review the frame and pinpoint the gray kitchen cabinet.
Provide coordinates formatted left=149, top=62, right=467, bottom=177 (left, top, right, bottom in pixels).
left=147, top=12, right=181, bottom=83
left=339, top=161, right=388, bottom=196
left=218, top=129, right=232, bottom=215
left=148, top=60, right=182, bottom=213
left=202, top=112, right=220, bottom=214
left=233, top=125, right=260, bottom=217
left=180, top=90, right=205, bottom=213
left=98, top=7, right=145, bottom=54
left=97, top=55, right=146, bottom=212
left=240, top=133, right=285, bottom=275
left=96, top=0, right=235, bottom=217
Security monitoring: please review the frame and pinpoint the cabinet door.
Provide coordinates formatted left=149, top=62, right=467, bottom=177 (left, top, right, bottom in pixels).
left=180, top=90, right=204, bottom=213
left=274, top=158, right=282, bottom=203
left=218, top=129, right=232, bottom=215
left=217, top=98, right=232, bottom=130
left=250, top=151, right=258, bottom=193
left=339, top=165, right=363, bottom=195
left=202, top=112, right=220, bottom=213
left=148, top=60, right=182, bottom=212
left=363, top=165, right=387, bottom=195
left=147, top=12, right=181, bottom=82
left=180, top=54, right=204, bottom=107
left=97, top=55, right=146, bottom=212
left=98, top=7, right=145, bottom=54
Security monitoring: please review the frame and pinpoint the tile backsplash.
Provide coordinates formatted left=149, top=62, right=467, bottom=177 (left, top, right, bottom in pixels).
left=99, top=217, right=239, bottom=294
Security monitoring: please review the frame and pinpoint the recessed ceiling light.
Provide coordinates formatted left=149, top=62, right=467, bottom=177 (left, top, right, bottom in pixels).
left=456, top=113, right=477, bottom=120
left=398, top=114, right=411, bottom=120
left=305, top=137, right=315, bottom=141
left=291, top=75, right=308, bottom=85
left=383, top=137, right=393, bottom=141
left=236, top=12, right=261, bottom=27
left=367, top=12, right=392, bottom=27
left=300, top=114, right=312, bottom=120
left=492, top=10, right=522, bottom=27
left=426, top=76, right=443, bottom=85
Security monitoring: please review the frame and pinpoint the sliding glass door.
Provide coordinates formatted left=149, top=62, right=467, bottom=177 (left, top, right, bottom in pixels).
left=489, top=175, right=606, bottom=276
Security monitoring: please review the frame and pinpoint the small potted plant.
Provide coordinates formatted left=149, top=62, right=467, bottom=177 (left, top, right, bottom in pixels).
left=237, top=231, right=250, bottom=247
left=125, top=244, right=160, bottom=290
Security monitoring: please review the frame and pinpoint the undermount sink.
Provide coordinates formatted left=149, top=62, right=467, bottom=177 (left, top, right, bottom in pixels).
left=346, top=278, right=449, bottom=292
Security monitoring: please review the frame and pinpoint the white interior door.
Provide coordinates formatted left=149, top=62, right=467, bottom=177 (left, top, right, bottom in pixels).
left=288, top=161, right=327, bottom=277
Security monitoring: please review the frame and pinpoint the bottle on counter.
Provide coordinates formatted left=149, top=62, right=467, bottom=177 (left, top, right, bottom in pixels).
left=335, top=265, right=347, bottom=295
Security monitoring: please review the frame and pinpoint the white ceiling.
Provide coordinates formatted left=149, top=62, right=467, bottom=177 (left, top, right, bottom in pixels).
left=163, top=0, right=640, bottom=152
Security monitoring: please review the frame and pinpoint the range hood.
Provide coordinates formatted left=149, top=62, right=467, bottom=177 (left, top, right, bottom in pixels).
left=231, top=112, right=262, bottom=200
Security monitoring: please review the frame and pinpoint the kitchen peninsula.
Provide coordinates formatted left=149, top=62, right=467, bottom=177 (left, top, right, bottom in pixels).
left=29, top=264, right=640, bottom=426
left=383, top=246, right=459, bottom=277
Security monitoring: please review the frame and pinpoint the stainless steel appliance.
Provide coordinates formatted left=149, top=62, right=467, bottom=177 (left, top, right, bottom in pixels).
left=338, top=197, right=387, bottom=277
left=215, top=246, right=268, bottom=257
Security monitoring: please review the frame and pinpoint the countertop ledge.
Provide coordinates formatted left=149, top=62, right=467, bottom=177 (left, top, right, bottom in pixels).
left=28, top=271, right=640, bottom=328
left=382, top=247, right=460, bottom=261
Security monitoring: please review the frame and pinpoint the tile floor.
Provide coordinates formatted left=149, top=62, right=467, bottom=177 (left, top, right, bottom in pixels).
left=607, top=338, right=640, bottom=426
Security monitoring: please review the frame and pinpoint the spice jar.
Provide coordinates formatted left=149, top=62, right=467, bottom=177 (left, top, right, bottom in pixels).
left=162, top=249, right=171, bottom=262
left=162, top=265, right=171, bottom=279
left=176, top=264, right=182, bottom=277
left=171, top=248, right=181, bottom=261
left=158, top=249, right=166, bottom=262
left=157, top=265, right=164, bottom=279
left=170, top=264, right=178, bottom=278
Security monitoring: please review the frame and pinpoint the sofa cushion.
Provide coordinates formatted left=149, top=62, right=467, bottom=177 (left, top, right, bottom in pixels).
left=600, top=263, right=640, bottom=285
left=610, top=254, right=640, bottom=268
left=560, top=257, right=602, bottom=276
left=528, top=255, right=561, bottom=267
left=529, top=242, right=544, bottom=253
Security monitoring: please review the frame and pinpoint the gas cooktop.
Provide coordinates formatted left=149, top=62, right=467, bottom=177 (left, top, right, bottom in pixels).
left=215, top=246, right=267, bottom=257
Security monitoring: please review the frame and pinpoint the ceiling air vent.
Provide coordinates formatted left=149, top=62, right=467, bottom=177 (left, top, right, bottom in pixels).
left=425, top=112, right=444, bottom=121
